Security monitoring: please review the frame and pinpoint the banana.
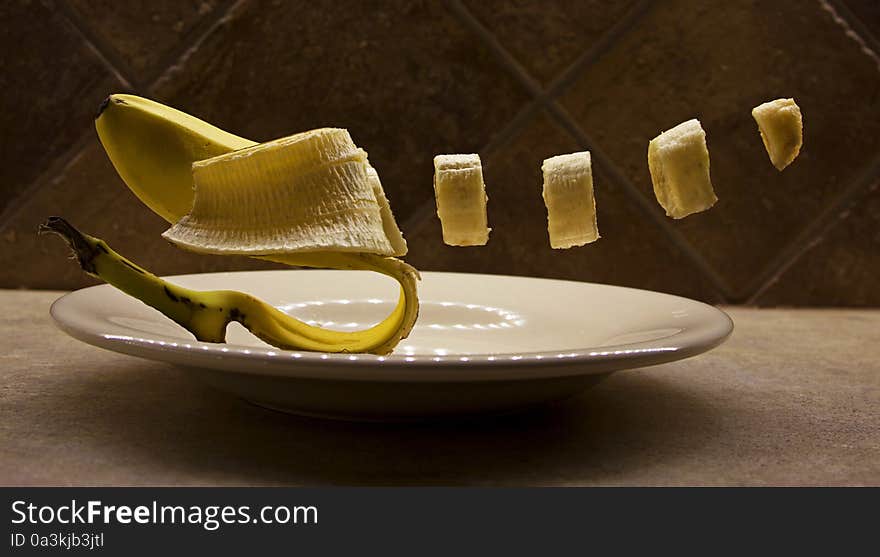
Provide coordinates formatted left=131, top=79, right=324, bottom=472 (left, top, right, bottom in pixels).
left=95, top=95, right=407, bottom=259
left=432, top=154, right=490, bottom=246
left=541, top=151, right=600, bottom=249
left=752, top=98, right=802, bottom=171
left=41, top=218, right=415, bottom=354
left=89, top=94, right=418, bottom=354
left=647, top=118, right=717, bottom=219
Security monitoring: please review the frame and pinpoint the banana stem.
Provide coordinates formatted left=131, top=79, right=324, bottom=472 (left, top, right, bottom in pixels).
left=42, top=218, right=418, bottom=354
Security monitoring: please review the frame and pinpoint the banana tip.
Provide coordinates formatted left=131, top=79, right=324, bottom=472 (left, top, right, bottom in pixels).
left=95, top=95, right=127, bottom=120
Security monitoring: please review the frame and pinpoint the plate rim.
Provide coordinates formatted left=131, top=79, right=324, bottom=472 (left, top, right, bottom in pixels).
left=50, top=270, right=734, bottom=382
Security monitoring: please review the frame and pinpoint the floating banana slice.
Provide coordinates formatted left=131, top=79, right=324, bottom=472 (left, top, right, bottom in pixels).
left=163, top=128, right=399, bottom=256
left=648, top=118, right=717, bottom=219
left=433, top=154, right=490, bottom=246
left=752, top=98, right=803, bottom=171
left=541, top=151, right=599, bottom=249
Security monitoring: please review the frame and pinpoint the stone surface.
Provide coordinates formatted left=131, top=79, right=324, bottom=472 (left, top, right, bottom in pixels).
left=67, top=0, right=222, bottom=77
left=405, top=114, right=722, bottom=302
left=463, top=0, right=638, bottom=84
left=0, top=291, right=877, bottom=486
left=757, top=181, right=880, bottom=306
left=559, top=0, right=880, bottom=299
left=0, top=0, right=122, bottom=215
left=1, top=0, right=879, bottom=307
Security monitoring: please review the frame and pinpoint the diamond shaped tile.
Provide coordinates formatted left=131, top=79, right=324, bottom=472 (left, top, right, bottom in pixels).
left=67, top=0, right=223, bottom=76
left=404, top=113, right=721, bottom=302
left=463, top=0, right=639, bottom=84
left=0, top=138, right=279, bottom=290
left=755, top=181, right=880, bottom=306
left=0, top=1, right=122, bottom=215
left=149, top=0, right=530, bottom=225
left=558, top=1, right=880, bottom=299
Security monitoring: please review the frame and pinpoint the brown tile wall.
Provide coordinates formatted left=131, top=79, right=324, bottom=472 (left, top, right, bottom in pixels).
left=1, top=0, right=878, bottom=306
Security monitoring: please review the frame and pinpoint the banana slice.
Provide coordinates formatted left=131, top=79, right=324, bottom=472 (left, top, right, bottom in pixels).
left=542, top=151, right=599, bottom=249
left=163, top=128, right=398, bottom=256
left=752, top=98, right=803, bottom=171
left=433, top=154, right=490, bottom=246
left=648, top=118, right=717, bottom=219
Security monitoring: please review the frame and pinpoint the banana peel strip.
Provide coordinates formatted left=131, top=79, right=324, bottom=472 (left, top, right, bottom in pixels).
left=41, top=217, right=419, bottom=355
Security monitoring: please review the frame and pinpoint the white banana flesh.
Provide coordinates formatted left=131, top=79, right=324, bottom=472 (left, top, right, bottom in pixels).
left=163, top=128, right=402, bottom=256
left=433, top=154, right=490, bottom=246
left=541, top=151, right=599, bottom=249
left=367, top=165, right=407, bottom=256
left=648, top=118, right=717, bottom=219
left=752, top=98, right=803, bottom=171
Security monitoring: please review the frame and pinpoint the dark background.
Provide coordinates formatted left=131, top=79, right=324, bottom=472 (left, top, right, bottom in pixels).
left=1, top=0, right=878, bottom=305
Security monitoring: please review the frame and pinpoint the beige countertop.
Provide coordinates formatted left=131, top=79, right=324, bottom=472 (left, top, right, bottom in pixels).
left=1, top=290, right=877, bottom=486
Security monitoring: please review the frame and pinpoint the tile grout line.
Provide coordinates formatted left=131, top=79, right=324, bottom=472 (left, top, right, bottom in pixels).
left=147, top=0, right=251, bottom=94
left=447, top=0, right=731, bottom=301
left=480, top=100, right=543, bottom=163
left=446, top=0, right=545, bottom=99
left=743, top=152, right=880, bottom=304
left=53, top=0, right=139, bottom=90
left=543, top=0, right=654, bottom=99
left=0, top=0, right=246, bottom=235
left=143, top=0, right=246, bottom=91
left=822, top=0, right=880, bottom=72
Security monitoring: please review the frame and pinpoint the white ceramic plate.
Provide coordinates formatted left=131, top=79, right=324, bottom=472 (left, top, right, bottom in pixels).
left=51, top=270, right=732, bottom=421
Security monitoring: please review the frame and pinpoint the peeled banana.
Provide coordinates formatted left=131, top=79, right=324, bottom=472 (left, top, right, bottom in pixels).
left=432, top=154, right=490, bottom=246
left=752, top=98, right=803, bottom=171
left=648, top=118, right=717, bottom=219
left=86, top=94, right=419, bottom=354
left=541, top=151, right=599, bottom=249
left=95, top=95, right=407, bottom=261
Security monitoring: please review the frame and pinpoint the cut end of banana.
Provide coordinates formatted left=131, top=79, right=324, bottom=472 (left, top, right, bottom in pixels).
left=163, top=128, right=401, bottom=257
left=648, top=118, right=717, bottom=219
left=433, top=154, right=490, bottom=246
left=752, top=98, right=803, bottom=171
left=542, top=152, right=599, bottom=249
